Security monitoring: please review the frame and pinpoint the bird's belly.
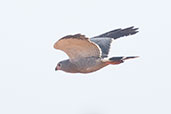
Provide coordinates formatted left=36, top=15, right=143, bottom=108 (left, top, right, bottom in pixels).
left=74, top=57, right=107, bottom=73
left=78, top=62, right=107, bottom=73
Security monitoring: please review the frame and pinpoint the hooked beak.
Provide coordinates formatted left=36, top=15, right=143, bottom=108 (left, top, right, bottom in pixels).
left=55, top=67, right=58, bottom=71
left=55, top=66, right=60, bottom=71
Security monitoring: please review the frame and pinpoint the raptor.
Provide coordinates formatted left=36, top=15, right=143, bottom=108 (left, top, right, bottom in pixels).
left=54, top=26, right=139, bottom=73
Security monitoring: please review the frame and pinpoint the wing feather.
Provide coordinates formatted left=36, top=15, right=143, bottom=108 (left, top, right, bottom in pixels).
left=54, top=34, right=101, bottom=60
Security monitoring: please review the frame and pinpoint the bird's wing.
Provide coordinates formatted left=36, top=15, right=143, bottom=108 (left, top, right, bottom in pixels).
left=54, top=34, right=101, bottom=61
left=92, top=26, right=138, bottom=39
left=90, top=38, right=112, bottom=58
left=90, top=26, right=139, bottom=58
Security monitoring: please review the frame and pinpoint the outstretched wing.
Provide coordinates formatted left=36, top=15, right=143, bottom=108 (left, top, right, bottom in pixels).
left=91, top=26, right=139, bottom=58
left=92, top=26, right=138, bottom=39
left=54, top=34, right=101, bottom=61
left=90, top=38, right=112, bottom=58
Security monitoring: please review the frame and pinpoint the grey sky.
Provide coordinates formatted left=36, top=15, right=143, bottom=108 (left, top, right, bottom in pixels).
left=0, top=0, right=171, bottom=114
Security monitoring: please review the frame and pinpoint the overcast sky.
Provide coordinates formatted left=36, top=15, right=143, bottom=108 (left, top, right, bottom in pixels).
left=0, top=0, right=171, bottom=114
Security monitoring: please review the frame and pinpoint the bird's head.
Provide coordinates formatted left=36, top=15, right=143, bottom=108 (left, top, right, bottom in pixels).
left=55, top=60, right=78, bottom=73
left=55, top=61, right=64, bottom=71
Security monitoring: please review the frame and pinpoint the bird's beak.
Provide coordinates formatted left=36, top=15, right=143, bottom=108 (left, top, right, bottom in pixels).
left=55, top=66, right=60, bottom=71
left=55, top=66, right=58, bottom=71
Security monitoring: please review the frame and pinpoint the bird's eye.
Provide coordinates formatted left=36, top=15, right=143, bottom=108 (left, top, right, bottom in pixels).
left=58, top=63, right=62, bottom=67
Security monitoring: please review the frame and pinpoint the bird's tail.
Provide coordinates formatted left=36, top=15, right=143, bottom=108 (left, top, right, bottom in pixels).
left=105, top=56, right=139, bottom=65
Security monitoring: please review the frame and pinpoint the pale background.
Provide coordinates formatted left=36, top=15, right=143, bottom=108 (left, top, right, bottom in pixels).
left=0, top=0, right=171, bottom=114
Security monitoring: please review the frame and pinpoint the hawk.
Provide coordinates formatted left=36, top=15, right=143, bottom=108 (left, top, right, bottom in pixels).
left=54, top=26, right=139, bottom=73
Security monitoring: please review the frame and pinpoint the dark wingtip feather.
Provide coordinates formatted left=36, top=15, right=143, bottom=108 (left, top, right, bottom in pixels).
left=93, top=26, right=139, bottom=39
left=122, top=26, right=139, bottom=35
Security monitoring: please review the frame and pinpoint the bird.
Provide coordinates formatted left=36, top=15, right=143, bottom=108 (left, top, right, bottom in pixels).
left=54, top=26, right=139, bottom=73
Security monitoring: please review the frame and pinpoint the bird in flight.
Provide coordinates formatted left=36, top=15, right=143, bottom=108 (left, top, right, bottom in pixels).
left=54, top=26, right=139, bottom=73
